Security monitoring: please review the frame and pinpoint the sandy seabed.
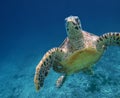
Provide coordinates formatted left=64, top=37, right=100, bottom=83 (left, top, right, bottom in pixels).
left=0, top=46, right=120, bottom=98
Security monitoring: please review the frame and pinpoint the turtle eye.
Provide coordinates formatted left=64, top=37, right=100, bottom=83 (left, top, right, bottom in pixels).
left=75, top=18, right=79, bottom=24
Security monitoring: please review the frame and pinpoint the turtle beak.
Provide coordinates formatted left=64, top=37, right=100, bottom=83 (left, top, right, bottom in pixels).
left=65, top=19, right=78, bottom=30
left=65, top=16, right=80, bottom=27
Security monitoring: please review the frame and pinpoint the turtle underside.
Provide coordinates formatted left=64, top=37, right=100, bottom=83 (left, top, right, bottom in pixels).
left=53, top=31, right=104, bottom=75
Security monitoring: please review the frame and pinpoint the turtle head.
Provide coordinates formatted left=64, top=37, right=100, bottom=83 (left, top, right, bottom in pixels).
left=65, top=16, right=82, bottom=32
left=65, top=16, right=84, bottom=49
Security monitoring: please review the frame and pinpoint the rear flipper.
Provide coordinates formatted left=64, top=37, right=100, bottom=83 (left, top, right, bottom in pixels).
left=34, top=48, right=64, bottom=91
left=97, top=32, right=120, bottom=49
left=83, top=68, right=94, bottom=75
left=56, top=74, right=67, bottom=88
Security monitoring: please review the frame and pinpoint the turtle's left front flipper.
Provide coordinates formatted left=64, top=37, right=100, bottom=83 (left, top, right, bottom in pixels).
left=34, top=48, right=64, bottom=91
left=96, top=32, right=120, bottom=49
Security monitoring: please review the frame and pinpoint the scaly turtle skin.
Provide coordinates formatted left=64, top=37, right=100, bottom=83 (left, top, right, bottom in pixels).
left=34, top=16, right=120, bottom=91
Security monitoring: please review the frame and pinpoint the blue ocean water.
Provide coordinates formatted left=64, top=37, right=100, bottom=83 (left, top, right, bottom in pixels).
left=0, top=0, right=120, bottom=98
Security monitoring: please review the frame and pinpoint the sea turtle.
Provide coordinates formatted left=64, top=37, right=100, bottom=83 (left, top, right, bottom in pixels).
left=34, top=16, right=120, bottom=91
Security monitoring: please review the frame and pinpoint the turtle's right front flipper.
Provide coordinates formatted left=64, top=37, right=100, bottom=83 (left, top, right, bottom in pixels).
left=96, top=32, right=120, bottom=50
left=34, top=48, right=64, bottom=91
